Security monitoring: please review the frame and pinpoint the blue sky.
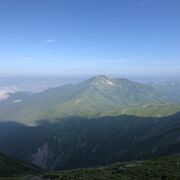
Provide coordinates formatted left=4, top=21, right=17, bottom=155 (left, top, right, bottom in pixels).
left=0, top=0, right=180, bottom=77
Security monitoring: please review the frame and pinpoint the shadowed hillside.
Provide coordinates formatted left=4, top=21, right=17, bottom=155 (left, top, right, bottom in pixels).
left=0, top=152, right=41, bottom=177
left=0, top=112, right=180, bottom=170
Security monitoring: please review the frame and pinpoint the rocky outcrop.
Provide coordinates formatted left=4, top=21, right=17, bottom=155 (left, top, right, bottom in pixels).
left=31, top=142, right=49, bottom=169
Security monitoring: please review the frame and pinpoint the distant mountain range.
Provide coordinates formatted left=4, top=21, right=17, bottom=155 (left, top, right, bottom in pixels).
left=148, top=81, right=180, bottom=102
left=0, top=75, right=180, bottom=125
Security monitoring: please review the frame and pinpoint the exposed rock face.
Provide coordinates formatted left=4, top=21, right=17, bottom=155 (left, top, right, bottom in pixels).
left=31, top=142, right=49, bottom=169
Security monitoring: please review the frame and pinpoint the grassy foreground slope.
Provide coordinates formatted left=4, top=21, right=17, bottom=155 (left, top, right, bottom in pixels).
left=0, top=152, right=41, bottom=177
left=100, top=103, right=180, bottom=117
left=44, top=155, right=180, bottom=180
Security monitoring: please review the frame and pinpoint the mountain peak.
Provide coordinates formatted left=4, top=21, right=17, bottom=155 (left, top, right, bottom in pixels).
left=90, top=75, right=115, bottom=86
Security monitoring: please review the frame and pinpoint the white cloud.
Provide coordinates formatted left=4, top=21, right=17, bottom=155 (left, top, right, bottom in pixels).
left=22, top=57, right=32, bottom=60
left=44, top=39, right=56, bottom=43
left=0, top=86, right=19, bottom=101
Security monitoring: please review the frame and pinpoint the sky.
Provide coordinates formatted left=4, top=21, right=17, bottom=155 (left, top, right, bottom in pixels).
left=0, top=0, right=180, bottom=77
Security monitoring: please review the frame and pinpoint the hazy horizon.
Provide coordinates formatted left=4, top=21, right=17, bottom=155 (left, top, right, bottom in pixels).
left=0, top=74, right=180, bottom=94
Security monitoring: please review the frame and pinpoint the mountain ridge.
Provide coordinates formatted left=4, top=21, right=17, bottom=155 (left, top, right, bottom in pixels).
left=0, top=75, right=172, bottom=125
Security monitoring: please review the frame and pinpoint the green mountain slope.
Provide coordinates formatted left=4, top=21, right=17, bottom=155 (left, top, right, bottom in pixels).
left=0, top=75, right=168, bottom=125
left=0, top=152, right=41, bottom=177
left=0, top=112, right=180, bottom=170
left=44, top=155, right=180, bottom=180
left=148, top=81, right=180, bottom=102
left=99, top=103, right=180, bottom=117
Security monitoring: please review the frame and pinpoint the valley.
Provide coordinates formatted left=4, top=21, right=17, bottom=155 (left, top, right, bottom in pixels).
left=0, top=112, right=180, bottom=171
left=0, top=76, right=180, bottom=179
